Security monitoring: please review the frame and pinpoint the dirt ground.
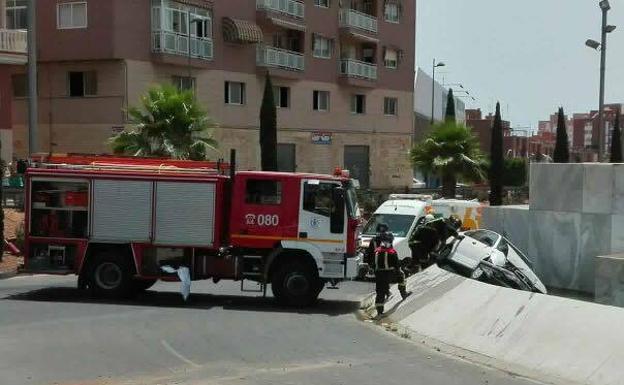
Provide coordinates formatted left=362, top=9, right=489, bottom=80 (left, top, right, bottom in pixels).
left=0, top=209, right=25, bottom=275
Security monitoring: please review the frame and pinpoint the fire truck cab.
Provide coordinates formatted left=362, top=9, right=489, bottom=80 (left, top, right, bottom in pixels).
left=23, top=155, right=362, bottom=307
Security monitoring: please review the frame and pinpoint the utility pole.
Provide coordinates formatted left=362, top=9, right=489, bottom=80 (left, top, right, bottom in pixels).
left=597, top=1, right=609, bottom=160
left=27, top=0, right=38, bottom=155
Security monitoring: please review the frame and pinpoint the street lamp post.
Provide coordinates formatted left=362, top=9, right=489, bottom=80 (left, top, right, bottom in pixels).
left=586, top=0, right=616, bottom=161
left=431, top=59, right=445, bottom=125
left=27, top=0, right=38, bottom=155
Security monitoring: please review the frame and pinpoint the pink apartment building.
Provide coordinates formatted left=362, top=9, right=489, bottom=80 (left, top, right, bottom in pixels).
left=1, top=0, right=415, bottom=189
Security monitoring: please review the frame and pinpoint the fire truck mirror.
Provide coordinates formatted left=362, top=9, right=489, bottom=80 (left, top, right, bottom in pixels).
left=330, top=187, right=345, bottom=234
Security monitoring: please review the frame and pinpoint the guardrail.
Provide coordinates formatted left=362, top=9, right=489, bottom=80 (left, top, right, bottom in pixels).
left=0, top=29, right=27, bottom=54
left=257, top=45, right=304, bottom=71
left=339, top=9, right=377, bottom=33
left=152, top=31, right=213, bottom=60
left=339, top=59, right=377, bottom=80
left=256, top=0, right=304, bottom=19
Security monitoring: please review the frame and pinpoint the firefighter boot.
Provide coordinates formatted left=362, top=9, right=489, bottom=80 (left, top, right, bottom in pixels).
left=376, top=305, right=384, bottom=318
left=399, top=284, right=411, bottom=300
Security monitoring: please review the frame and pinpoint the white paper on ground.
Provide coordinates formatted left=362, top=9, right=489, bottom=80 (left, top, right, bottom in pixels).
left=161, top=265, right=191, bottom=301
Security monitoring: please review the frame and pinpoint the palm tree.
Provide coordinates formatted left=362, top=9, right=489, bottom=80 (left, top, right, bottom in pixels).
left=411, top=122, right=486, bottom=198
left=110, top=84, right=218, bottom=160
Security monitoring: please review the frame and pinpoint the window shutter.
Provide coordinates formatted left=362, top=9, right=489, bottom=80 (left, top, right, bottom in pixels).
left=224, top=82, right=229, bottom=103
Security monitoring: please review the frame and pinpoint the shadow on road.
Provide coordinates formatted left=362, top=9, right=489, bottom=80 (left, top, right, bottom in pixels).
left=4, top=287, right=362, bottom=316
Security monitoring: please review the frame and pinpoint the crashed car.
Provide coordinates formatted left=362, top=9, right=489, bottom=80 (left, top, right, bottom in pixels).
left=435, top=229, right=547, bottom=294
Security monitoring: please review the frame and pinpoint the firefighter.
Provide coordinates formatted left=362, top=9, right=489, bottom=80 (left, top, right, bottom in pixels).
left=366, top=224, right=409, bottom=317
left=408, top=214, right=439, bottom=270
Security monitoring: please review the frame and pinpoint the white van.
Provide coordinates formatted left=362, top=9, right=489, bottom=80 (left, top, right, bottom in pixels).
left=359, top=198, right=430, bottom=263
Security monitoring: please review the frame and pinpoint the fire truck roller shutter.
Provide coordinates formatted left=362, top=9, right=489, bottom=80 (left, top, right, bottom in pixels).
left=92, top=180, right=153, bottom=242
left=154, top=182, right=216, bottom=246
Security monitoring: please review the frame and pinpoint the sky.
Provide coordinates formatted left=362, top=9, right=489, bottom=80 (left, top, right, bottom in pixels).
left=416, top=0, right=624, bottom=130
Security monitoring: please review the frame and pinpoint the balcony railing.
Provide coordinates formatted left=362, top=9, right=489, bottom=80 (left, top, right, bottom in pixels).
left=339, top=9, right=377, bottom=34
left=0, top=29, right=27, bottom=54
left=257, top=45, right=304, bottom=71
left=339, top=59, right=377, bottom=81
left=152, top=31, right=213, bottom=60
left=256, top=0, right=305, bottom=19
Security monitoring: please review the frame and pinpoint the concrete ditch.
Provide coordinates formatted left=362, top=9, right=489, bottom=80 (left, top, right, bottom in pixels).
left=361, top=266, right=624, bottom=385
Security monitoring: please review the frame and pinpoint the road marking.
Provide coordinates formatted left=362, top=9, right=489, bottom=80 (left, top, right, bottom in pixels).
left=160, top=340, right=201, bottom=368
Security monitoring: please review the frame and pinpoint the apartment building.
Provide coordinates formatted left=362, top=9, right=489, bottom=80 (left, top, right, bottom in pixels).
left=4, top=0, right=415, bottom=189
left=0, top=0, right=27, bottom=161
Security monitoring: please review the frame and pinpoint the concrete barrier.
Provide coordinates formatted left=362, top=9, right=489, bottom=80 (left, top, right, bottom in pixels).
left=365, top=267, right=624, bottom=385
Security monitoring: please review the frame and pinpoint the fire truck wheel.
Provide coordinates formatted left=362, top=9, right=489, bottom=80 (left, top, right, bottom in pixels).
left=90, top=253, right=134, bottom=298
left=271, top=261, right=320, bottom=307
left=132, top=279, right=157, bottom=293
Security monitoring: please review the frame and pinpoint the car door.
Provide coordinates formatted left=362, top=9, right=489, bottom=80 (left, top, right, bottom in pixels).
left=298, top=179, right=346, bottom=254
left=451, top=230, right=496, bottom=270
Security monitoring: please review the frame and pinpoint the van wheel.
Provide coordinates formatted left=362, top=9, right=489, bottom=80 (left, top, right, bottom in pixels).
left=89, top=252, right=134, bottom=298
left=271, top=261, right=320, bottom=307
left=132, top=279, right=157, bottom=293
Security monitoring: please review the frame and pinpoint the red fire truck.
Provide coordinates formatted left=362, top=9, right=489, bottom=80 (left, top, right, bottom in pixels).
left=23, top=154, right=362, bottom=307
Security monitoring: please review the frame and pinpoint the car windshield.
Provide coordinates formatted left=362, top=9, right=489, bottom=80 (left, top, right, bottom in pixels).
left=362, top=214, right=416, bottom=237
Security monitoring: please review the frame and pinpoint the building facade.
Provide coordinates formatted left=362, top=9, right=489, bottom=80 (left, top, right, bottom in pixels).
left=5, top=0, right=415, bottom=189
left=0, top=0, right=27, bottom=162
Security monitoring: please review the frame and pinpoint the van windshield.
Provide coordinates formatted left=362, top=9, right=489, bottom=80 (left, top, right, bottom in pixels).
left=362, top=214, right=416, bottom=238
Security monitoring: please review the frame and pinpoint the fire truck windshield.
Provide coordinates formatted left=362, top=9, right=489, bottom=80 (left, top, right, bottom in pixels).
left=344, top=180, right=359, bottom=219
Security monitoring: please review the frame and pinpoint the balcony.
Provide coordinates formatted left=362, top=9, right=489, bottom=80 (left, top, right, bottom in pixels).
left=0, top=29, right=27, bottom=64
left=152, top=31, right=213, bottom=60
left=340, top=59, right=377, bottom=80
left=256, top=0, right=305, bottom=20
left=257, top=45, right=304, bottom=73
left=339, top=9, right=377, bottom=34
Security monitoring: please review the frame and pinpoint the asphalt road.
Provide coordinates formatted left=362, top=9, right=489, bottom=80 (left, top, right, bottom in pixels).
left=0, top=275, right=540, bottom=385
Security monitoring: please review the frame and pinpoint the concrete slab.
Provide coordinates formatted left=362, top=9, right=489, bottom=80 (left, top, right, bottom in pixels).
left=530, top=163, right=583, bottom=212
left=595, top=253, right=624, bottom=307
left=582, top=164, right=614, bottom=214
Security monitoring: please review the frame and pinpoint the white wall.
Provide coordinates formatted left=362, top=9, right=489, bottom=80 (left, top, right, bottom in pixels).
left=414, top=68, right=465, bottom=124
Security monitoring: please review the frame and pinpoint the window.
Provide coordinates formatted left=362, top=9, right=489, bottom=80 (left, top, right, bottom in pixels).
left=312, top=35, right=332, bottom=59
left=68, top=71, right=97, bottom=97
left=384, top=2, right=400, bottom=23
left=245, top=180, right=282, bottom=205
left=224, top=81, right=245, bottom=105
left=314, top=0, right=330, bottom=7
left=313, top=90, right=329, bottom=111
left=384, top=48, right=398, bottom=68
left=273, top=86, right=290, bottom=108
left=11, top=74, right=27, bottom=97
left=6, top=0, right=27, bottom=29
left=57, top=2, right=87, bottom=29
left=466, top=230, right=499, bottom=247
left=303, top=181, right=335, bottom=217
left=384, top=97, right=398, bottom=116
left=351, top=94, right=366, bottom=114
left=172, top=76, right=195, bottom=93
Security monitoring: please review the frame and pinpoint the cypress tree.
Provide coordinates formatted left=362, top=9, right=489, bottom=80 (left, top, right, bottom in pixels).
left=445, top=88, right=456, bottom=123
left=259, top=73, right=278, bottom=171
left=489, top=102, right=504, bottom=206
left=610, top=114, right=622, bottom=163
left=553, top=107, right=570, bottom=163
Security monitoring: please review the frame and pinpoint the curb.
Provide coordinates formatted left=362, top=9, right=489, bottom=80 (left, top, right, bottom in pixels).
left=0, top=269, right=18, bottom=280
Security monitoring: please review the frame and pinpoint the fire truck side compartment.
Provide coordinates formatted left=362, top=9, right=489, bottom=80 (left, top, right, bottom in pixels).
left=154, top=181, right=216, bottom=246
left=91, top=180, right=153, bottom=242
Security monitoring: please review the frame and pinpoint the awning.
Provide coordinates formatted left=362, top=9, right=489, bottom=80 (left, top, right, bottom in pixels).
left=222, top=17, right=263, bottom=44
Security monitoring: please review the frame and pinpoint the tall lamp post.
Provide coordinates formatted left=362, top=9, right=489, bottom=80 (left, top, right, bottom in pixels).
left=431, top=59, right=445, bottom=125
left=28, top=0, right=38, bottom=155
left=586, top=0, right=616, bottom=161
left=187, top=17, right=203, bottom=90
